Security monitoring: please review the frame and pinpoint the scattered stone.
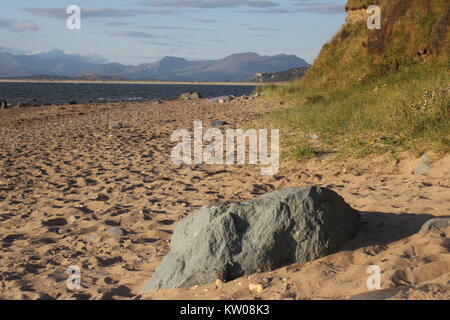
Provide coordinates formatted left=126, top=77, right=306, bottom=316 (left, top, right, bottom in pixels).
left=68, top=216, right=78, bottom=223
left=278, top=291, right=296, bottom=299
left=419, top=218, right=450, bottom=234
left=249, top=283, right=264, bottom=294
left=305, top=134, right=319, bottom=140
left=68, top=101, right=77, bottom=105
left=0, top=99, right=8, bottom=109
left=215, top=279, right=224, bottom=290
left=106, top=227, right=127, bottom=238
left=154, top=99, right=163, bottom=104
left=190, top=91, right=201, bottom=99
left=104, top=277, right=118, bottom=285
left=142, top=186, right=360, bottom=291
left=210, top=120, right=228, bottom=127
left=109, top=121, right=123, bottom=129
left=180, top=92, right=202, bottom=100
left=414, top=154, right=433, bottom=175
left=207, top=95, right=234, bottom=104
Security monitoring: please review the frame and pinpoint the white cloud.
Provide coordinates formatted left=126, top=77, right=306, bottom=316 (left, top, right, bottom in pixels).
left=138, top=0, right=278, bottom=8
left=22, top=7, right=179, bottom=19
left=293, top=1, right=345, bottom=15
left=108, top=30, right=162, bottom=38
left=0, top=16, right=39, bottom=32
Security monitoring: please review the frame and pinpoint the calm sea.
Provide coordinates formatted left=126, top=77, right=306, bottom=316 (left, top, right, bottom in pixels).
left=0, top=82, right=256, bottom=106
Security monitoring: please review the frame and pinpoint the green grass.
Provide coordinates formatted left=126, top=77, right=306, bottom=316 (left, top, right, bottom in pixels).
left=261, top=63, right=449, bottom=160
left=292, top=142, right=318, bottom=159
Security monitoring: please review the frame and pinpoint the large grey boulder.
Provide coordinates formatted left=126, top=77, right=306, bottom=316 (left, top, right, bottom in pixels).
left=419, top=218, right=450, bottom=233
left=143, top=186, right=360, bottom=291
left=210, top=120, right=228, bottom=127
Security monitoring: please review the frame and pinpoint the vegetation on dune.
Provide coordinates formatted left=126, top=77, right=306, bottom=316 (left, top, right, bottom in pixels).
left=346, top=0, right=381, bottom=9
left=259, top=0, right=449, bottom=160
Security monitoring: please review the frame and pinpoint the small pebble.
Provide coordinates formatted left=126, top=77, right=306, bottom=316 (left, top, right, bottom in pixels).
left=249, top=283, right=264, bottom=294
left=109, top=121, right=123, bottom=129
left=215, top=279, right=223, bottom=289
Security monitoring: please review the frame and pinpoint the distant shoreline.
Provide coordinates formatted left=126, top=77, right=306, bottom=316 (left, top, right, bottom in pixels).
left=0, top=79, right=263, bottom=86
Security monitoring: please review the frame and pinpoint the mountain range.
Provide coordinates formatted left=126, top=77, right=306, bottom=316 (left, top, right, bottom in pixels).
left=0, top=49, right=310, bottom=81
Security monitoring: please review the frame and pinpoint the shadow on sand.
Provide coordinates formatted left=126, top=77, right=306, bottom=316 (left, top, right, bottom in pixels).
left=341, top=211, right=443, bottom=251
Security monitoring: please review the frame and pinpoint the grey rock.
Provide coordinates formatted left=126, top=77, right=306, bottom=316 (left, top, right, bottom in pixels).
left=68, top=215, right=78, bottom=223
left=419, top=218, right=450, bottom=233
left=190, top=91, right=201, bottom=99
left=180, top=92, right=202, bottom=100
left=143, top=186, right=360, bottom=291
left=210, top=120, right=228, bottom=127
left=207, top=95, right=234, bottom=104
left=109, top=121, right=123, bottom=129
left=414, top=154, right=433, bottom=174
left=0, top=99, right=8, bottom=109
left=106, top=227, right=127, bottom=238
left=305, top=134, right=319, bottom=140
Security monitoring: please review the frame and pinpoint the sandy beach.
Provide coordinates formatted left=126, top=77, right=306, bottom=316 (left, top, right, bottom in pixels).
left=0, top=98, right=448, bottom=300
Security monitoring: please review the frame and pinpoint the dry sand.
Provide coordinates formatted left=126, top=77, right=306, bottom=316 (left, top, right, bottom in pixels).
left=0, top=98, right=448, bottom=300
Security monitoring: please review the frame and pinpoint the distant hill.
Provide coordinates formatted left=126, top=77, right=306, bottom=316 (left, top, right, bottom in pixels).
left=0, top=50, right=310, bottom=82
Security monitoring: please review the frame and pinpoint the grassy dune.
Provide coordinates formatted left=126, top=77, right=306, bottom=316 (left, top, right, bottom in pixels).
left=259, top=0, right=449, bottom=160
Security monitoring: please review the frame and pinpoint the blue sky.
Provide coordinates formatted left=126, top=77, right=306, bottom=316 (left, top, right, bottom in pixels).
left=0, top=0, right=348, bottom=65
